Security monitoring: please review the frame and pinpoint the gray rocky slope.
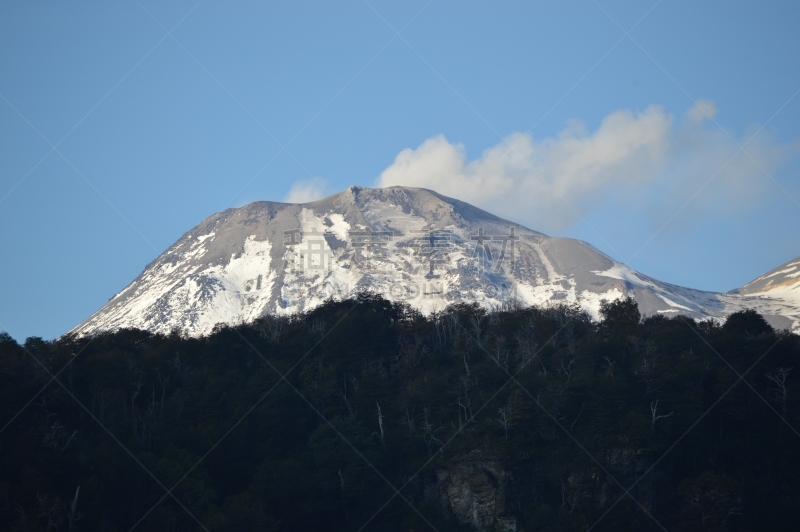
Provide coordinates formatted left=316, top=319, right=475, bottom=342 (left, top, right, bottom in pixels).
left=69, top=186, right=800, bottom=337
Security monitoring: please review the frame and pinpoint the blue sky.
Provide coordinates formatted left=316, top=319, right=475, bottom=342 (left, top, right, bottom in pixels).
left=1, top=0, right=799, bottom=341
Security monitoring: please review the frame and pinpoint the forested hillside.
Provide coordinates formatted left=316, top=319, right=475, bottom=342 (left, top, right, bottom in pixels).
left=1, top=295, right=798, bottom=531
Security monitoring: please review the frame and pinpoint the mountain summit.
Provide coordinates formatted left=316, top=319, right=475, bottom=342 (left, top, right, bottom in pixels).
left=69, top=186, right=800, bottom=336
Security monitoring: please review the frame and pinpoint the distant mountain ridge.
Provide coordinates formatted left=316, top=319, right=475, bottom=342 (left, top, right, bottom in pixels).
left=733, top=257, right=800, bottom=296
left=728, top=256, right=800, bottom=330
left=69, top=186, right=800, bottom=337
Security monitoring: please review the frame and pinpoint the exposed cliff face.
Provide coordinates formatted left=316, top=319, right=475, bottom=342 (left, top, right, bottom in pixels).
left=422, top=445, right=660, bottom=532
left=425, top=455, right=519, bottom=532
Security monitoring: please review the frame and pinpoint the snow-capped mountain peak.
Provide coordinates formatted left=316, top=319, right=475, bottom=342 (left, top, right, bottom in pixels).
left=69, top=186, right=800, bottom=337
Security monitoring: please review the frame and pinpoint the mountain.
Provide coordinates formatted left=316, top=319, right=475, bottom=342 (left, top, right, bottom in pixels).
left=68, top=186, right=800, bottom=337
left=728, top=256, right=800, bottom=331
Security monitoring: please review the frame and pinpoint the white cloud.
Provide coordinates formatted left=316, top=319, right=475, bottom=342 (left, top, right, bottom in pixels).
left=284, top=178, right=327, bottom=203
left=376, top=102, right=798, bottom=234
left=687, top=99, right=718, bottom=122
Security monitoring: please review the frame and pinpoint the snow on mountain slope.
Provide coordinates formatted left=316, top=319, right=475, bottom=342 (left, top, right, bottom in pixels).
left=728, top=256, right=800, bottom=331
left=68, top=186, right=800, bottom=337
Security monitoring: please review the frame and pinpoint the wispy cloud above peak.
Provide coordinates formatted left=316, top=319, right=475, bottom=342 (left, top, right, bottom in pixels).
left=284, top=179, right=327, bottom=204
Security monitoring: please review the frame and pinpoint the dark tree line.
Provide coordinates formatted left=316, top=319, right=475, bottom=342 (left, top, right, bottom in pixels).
left=1, top=294, right=798, bottom=531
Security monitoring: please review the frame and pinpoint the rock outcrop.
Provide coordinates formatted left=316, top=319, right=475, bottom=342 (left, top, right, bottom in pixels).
left=426, top=454, right=519, bottom=531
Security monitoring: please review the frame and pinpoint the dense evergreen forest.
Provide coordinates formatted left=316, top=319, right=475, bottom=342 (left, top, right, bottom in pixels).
left=1, top=294, right=799, bottom=531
